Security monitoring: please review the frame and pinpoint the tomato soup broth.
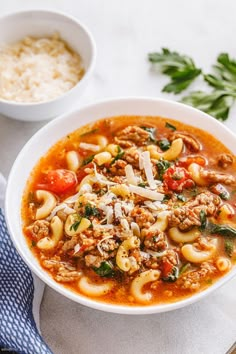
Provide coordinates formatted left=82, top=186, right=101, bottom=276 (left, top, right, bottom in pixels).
left=22, top=116, right=236, bottom=305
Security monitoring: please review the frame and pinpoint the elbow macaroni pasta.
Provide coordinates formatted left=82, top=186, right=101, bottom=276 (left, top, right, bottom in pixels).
left=105, top=144, right=120, bottom=156
left=188, top=163, right=207, bottom=186
left=116, top=236, right=140, bottom=272
left=78, top=276, right=113, bottom=296
left=66, top=150, right=82, bottom=172
left=65, top=214, right=91, bottom=236
left=169, top=227, right=200, bottom=243
left=130, top=270, right=160, bottom=303
left=37, top=216, right=63, bottom=250
left=216, top=257, right=232, bottom=272
left=181, top=239, right=217, bottom=263
left=35, top=190, right=57, bottom=220
left=147, top=138, right=183, bottom=161
left=149, top=211, right=170, bottom=233
left=216, top=204, right=234, bottom=222
left=94, top=151, right=112, bottom=166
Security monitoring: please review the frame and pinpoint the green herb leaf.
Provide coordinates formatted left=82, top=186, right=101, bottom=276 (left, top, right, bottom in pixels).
left=93, top=261, right=115, bottom=278
left=225, top=238, right=234, bottom=257
left=158, top=138, right=171, bottom=151
left=179, top=263, right=191, bottom=276
left=162, top=194, right=171, bottom=203
left=156, top=159, right=171, bottom=180
left=82, top=155, right=94, bottom=165
left=207, top=53, right=236, bottom=91
left=138, top=182, right=147, bottom=188
left=205, top=278, right=213, bottom=285
left=210, top=224, right=236, bottom=238
left=141, top=126, right=157, bottom=142
left=182, top=53, right=236, bottom=121
left=70, top=215, right=82, bottom=231
left=182, top=90, right=233, bottom=121
left=176, top=194, right=186, bottom=202
left=219, top=191, right=230, bottom=200
left=111, top=146, right=124, bottom=164
left=31, top=240, right=37, bottom=248
left=84, top=204, right=100, bottom=218
left=165, top=122, right=176, bottom=131
left=162, top=265, right=179, bottom=282
left=148, top=48, right=201, bottom=94
left=199, top=210, right=207, bottom=231
left=189, top=187, right=199, bottom=197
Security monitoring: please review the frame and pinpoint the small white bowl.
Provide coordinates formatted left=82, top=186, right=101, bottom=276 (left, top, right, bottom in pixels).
left=0, top=10, right=96, bottom=121
left=5, top=97, right=236, bottom=314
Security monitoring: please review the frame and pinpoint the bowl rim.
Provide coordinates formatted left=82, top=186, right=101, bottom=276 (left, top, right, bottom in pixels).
left=0, top=9, right=96, bottom=106
left=5, top=96, right=236, bottom=314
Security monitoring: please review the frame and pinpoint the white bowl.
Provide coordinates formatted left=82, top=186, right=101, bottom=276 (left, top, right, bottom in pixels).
left=0, top=10, right=96, bottom=121
left=5, top=97, right=236, bottom=314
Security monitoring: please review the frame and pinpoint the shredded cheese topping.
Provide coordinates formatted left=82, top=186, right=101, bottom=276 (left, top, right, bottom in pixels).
left=0, top=33, right=84, bottom=102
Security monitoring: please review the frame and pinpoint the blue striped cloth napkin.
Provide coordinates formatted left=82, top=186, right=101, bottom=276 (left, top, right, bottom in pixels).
left=0, top=209, right=53, bottom=354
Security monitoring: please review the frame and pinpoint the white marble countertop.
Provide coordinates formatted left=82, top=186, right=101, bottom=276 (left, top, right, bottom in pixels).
left=1, top=1, right=236, bottom=353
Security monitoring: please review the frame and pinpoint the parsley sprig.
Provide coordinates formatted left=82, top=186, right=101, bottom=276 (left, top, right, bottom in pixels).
left=148, top=49, right=236, bottom=121
left=148, top=48, right=201, bottom=94
left=182, top=53, right=236, bottom=121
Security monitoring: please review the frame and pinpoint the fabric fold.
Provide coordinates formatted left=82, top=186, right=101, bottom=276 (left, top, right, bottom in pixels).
left=0, top=209, right=53, bottom=354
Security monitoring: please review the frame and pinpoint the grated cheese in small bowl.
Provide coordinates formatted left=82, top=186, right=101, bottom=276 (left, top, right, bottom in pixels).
left=0, top=33, right=85, bottom=103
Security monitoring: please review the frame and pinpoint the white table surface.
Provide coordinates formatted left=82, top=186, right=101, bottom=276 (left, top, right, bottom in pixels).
left=1, top=1, right=236, bottom=353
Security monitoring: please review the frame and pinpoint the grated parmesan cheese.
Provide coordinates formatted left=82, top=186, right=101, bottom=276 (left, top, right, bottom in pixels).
left=0, top=33, right=84, bottom=102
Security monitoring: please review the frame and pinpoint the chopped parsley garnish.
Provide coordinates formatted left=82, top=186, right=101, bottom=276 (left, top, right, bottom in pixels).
left=176, top=194, right=186, bottom=202
left=138, top=182, right=147, bottom=188
left=199, top=210, right=207, bottom=231
left=172, top=171, right=184, bottom=180
left=209, top=224, right=236, bottom=238
left=182, top=53, right=236, bottom=121
left=93, top=261, right=115, bottom=278
left=148, top=48, right=201, bottom=94
left=111, top=146, right=124, bottom=164
left=158, top=138, right=171, bottom=151
left=82, top=155, right=94, bottom=165
left=70, top=215, right=82, bottom=231
left=162, top=194, right=171, bottom=203
left=225, top=238, right=234, bottom=258
left=156, top=159, right=171, bottom=180
left=219, top=191, right=230, bottom=200
left=189, top=187, right=199, bottom=197
left=31, top=240, right=37, bottom=248
left=179, top=263, right=191, bottom=276
left=141, top=126, right=157, bottom=142
left=162, top=265, right=179, bottom=282
left=165, top=122, right=177, bottom=131
left=84, top=204, right=100, bottom=218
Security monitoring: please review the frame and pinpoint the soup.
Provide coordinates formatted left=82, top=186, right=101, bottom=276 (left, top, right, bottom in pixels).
left=21, top=116, right=236, bottom=305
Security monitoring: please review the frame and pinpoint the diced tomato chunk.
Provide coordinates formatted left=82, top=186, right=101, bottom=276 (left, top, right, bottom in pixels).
left=161, top=260, right=174, bottom=278
left=37, top=169, right=77, bottom=195
left=163, top=166, right=194, bottom=192
left=161, top=259, right=179, bottom=282
left=76, top=162, right=93, bottom=183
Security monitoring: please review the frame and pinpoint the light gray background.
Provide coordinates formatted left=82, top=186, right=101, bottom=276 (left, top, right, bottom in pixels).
left=1, top=1, right=236, bottom=353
